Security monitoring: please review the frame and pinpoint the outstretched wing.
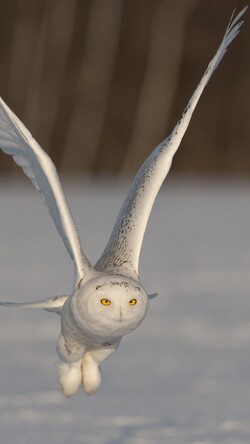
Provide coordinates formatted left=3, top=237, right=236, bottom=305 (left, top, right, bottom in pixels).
left=0, top=98, right=93, bottom=288
left=0, top=295, right=68, bottom=314
left=0, top=292, right=157, bottom=313
left=96, top=7, right=247, bottom=278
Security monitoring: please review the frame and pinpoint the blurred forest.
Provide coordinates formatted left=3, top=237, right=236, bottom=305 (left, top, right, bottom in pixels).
left=0, top=0, right=249, bottom=177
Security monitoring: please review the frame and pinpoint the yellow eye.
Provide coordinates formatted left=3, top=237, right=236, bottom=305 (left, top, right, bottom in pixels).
left=101, top=298, right=111, bottom=306
left=129, top=299, right=137, bottom=306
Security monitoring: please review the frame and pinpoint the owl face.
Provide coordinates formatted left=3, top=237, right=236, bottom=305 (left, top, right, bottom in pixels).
left=70, top=275, right=149, bottom=338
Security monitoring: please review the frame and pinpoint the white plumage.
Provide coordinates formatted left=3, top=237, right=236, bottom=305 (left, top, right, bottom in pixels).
left=0, top=8, right=247, bottom=396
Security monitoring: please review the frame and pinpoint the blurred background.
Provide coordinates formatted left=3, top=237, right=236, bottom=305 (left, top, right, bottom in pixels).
left=0, top=0, right=248, bottom=178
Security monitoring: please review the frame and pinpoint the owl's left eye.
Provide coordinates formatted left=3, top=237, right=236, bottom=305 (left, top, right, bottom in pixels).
left=129, top=299, right=137, bottom=306
left=101, top=299, right=111, bottom=306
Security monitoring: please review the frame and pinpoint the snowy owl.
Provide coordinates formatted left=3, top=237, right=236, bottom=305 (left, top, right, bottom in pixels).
left=0, top=8, right=247, bottom=397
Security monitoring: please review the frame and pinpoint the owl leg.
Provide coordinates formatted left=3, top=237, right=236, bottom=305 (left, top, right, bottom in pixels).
left=57, top=360, right=82, bottom=397
left=82, top=340, right=121, bottom=395
left=56, top=333, right=86, bottom=397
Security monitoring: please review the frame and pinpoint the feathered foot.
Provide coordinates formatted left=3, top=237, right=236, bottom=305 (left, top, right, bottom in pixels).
left=57, top=360, right=82, bottom=397
left=81, top=353, right=102, bottom=395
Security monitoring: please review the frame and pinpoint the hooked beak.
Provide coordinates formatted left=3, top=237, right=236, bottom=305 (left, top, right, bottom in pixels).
left=119, top=307, right=122, bottom=322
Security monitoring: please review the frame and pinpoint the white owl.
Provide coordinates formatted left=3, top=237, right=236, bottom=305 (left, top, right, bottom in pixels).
left=0, top=8, right=247, bottom=396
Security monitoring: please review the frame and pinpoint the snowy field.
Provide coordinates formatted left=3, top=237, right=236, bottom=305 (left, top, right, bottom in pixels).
left=0, top=176, right=249, bottom=444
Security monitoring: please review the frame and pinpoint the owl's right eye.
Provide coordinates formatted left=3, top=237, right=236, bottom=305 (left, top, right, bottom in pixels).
left=100, top=298, right=111, bottom=306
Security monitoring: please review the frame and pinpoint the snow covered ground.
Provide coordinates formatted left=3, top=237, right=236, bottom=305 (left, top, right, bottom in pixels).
left=0, top=176, right=249, bottom=444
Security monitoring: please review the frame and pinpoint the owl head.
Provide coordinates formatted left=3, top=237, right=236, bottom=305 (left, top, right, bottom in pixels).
left=69, top=274, right=149, bottom=338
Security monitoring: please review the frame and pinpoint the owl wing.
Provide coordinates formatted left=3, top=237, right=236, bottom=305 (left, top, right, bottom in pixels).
left=96, top=7, right=247, bottom=278
left=0, top=98, right=93, bottom=288
left=0, top=292, right=157, bottom=314
left=0, top=295, right=68, bottom=314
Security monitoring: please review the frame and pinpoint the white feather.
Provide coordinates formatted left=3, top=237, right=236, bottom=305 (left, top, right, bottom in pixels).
left=0, top=98, right=92, bottom=288
left=57, top=361, right=82, bottom=397
left=0, top=294, right=68, bottom=314
left=95, top=7, right=248, bottom=278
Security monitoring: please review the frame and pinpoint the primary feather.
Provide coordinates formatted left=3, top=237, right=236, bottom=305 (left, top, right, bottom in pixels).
left=0, top=295, right=68, bottom=314
left=96, top=6, right=248, bottom=278
left=0, top=98, right=92, bottom=288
